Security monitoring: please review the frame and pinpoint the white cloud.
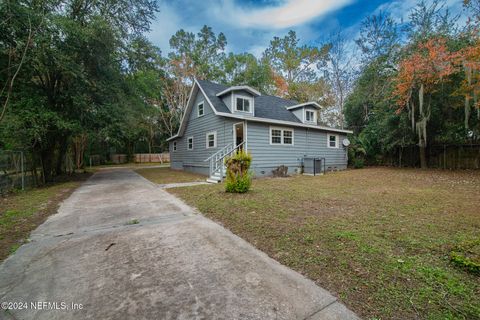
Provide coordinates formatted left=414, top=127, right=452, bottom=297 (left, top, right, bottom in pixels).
left=215, top=0, right=354, bottom=29
left=147, top=4, right=184, bottom=53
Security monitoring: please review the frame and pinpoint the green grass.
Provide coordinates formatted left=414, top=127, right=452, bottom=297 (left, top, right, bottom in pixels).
left=136, top=167, right=205, bottom=184
left=0, top=176, right=89, bottom=260
left=170, top=168, right=480, bottom=319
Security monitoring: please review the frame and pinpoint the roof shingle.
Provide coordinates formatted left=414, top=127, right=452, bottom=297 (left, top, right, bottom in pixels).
left=196, top=80, right=302, bottom=123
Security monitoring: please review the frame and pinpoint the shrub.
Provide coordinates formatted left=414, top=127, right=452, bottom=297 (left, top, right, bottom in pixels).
left=225, top=150, right=252, bottom=193
left=353, top=158, right=365, bottom=169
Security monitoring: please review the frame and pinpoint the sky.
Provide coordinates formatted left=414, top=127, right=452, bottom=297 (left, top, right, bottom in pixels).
left=147, top=0, right=466, bottom=57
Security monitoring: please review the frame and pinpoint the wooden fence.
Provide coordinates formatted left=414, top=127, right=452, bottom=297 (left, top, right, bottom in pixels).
left=383, top=144, right=480, bottom=169
left=109, top=153, right=170, bottom=164
left=134, top=153, right=170, bottom=163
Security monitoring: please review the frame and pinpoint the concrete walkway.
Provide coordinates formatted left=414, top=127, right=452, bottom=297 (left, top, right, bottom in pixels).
left=0, top=169, right=359, bottom=320
left=158, top=181, right=209, bottom=188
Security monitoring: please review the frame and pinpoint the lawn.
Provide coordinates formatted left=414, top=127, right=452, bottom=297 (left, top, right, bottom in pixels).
left=0, top=174, right=90, bottom=261
left=170, top=168, right=480, bottom=320
left=136, top=167, right=206, bottom=184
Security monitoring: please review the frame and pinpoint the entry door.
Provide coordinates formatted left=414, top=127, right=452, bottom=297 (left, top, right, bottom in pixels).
left=233, top=122, right=245, bottom=149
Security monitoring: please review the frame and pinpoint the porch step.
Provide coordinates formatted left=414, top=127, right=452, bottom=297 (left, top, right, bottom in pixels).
left=206, top=170, right=225, bottom=183
left=206, top=177, right=222, bottom=183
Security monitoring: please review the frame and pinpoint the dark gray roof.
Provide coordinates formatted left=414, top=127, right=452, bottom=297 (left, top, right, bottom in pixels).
left=197, top=80, right=302, bottom=123
left=196, top=80, right=231, bottom=113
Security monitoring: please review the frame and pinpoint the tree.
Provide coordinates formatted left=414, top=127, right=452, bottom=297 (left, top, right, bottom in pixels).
left=394, top=38, right=456, bottom=168
left=161, top=26, right=228, bottom=138
left=0, top=0, right=48, bottom=123
left=168, top=25, right=227, bottom=81
left=452, top=39, right=480, bottom=128
left=355, top=11, right=399, bottom=64
left=407, top=0, right=458, bottom=41
left=263, top=30, right=330, bottom=97
left=323, top=31, right=356, bottom=128
left=0, top=0, right=160, bottom=182
left=221, top=53, right=274, bottom=93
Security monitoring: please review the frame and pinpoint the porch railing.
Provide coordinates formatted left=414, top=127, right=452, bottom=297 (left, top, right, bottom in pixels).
left=204, top=141, right=245, bottom=178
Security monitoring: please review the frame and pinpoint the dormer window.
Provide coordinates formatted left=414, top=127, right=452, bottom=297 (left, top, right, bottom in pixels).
left=235, top=96, right=252, bottom=113
left=305, top=110, right=316, bottom=123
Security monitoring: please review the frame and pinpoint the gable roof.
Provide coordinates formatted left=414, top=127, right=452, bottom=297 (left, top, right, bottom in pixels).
left=167, top=79, right=352, bottom=141
left=216, top=85, right=261, bottom=97
left=197, top=79, right=302, bottom=123
left=196, top=80, right=231, bottom=113
left=286, top=102, right=322, bottom=110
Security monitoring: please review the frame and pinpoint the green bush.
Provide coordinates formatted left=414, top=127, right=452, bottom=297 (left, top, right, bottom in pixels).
left=353, top=158, right=365, bottom=169
left=225, top=150, right=252, bottom=193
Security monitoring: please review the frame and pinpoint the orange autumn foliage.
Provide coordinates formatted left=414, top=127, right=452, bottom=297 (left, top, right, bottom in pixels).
left=451, top=39, right=480, bottom=109
left=394, top=38, right=456, bottom=112
left=272, top=71, right=289, bottom=97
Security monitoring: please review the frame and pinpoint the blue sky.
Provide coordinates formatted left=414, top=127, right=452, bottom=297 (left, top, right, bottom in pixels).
left=147, top=0, right=465, bottom=56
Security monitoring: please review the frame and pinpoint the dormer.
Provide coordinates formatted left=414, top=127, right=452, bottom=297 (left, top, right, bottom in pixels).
left=216, top=86, right=261, bottom=115
left=286, top=102, right=322, bottom=124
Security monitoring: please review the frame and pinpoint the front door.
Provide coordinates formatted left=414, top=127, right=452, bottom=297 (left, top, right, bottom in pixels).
left=233, top=122, right=245, bottom=149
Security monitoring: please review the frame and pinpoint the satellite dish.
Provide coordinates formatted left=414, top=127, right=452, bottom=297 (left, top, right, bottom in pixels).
left=342, top=138, right=351, bottom=147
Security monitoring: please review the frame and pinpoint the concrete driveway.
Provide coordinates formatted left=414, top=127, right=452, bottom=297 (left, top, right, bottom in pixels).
left=0, top=169, right=358, bottom=320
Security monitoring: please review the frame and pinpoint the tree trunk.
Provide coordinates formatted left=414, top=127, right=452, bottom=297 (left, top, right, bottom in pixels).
left=417, top=84, right=428, bottom=169
left=465, top=96, right=470, bottom=130
left=55, top=137, right=68, bottom=176
left=41, top=149, right=54, bottom=183
left=419, top=144, right=427, bottom=169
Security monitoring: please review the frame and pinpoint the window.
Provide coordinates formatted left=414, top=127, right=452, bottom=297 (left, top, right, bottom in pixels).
left=206, top=131, right=217, bottom=149
left=305, top=110, right=315, bottom=122
left=328, top=134, right=338, bottom=148
left=235, top=96, right=251, bottom=112
left=270, top=127, right=294, bottom=145
left=187, top=136, right=193, bottom=150
left=198, top=102, right=204, bottom=117
left=173, top=141, right=177, bottom=152
left=271, top=129, right=282, bottom=144
left=283, top=130, right=293, bottom=144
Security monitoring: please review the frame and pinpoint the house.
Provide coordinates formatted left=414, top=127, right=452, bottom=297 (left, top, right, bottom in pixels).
left=168, top=79, right=352, bottom=182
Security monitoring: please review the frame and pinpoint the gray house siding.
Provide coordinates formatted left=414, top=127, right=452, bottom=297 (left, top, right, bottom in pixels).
left=170, top=91, right=238, bottom=175
left=292, top=108, right=304, bottom=122
left=170, top=82, right=349, bottom=177
left=246, top=121, right=347, bottom=177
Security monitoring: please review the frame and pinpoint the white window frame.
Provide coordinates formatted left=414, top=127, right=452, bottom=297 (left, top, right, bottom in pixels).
left=327, top=134, right=339, bottom=148
left=234, top=94, right=253, bottom=113
left=172, top=141, right=177, bottom=152
left=206, top=131, right=217, bottom=149
left=197, top=102, right=204, bottom=117
left=305, top=109, right=316, bottom=123
left=187, top=136, right=194, bottom=150
left=269, top=126, right=294, bottom=146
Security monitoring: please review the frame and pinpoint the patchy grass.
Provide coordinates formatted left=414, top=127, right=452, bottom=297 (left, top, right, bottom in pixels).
left=0, top=173, right=90, bottom=261
left=136, top=167, right=205, bottom=184
left=87, top=162, right=169, bottom=173
left=170, top=168, right=480, bottom=319
left=125, top=218, right=140, bottom=225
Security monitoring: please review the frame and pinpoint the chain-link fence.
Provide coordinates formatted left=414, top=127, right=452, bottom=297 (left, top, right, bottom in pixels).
left=0, top=150, right=26, bottom=194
